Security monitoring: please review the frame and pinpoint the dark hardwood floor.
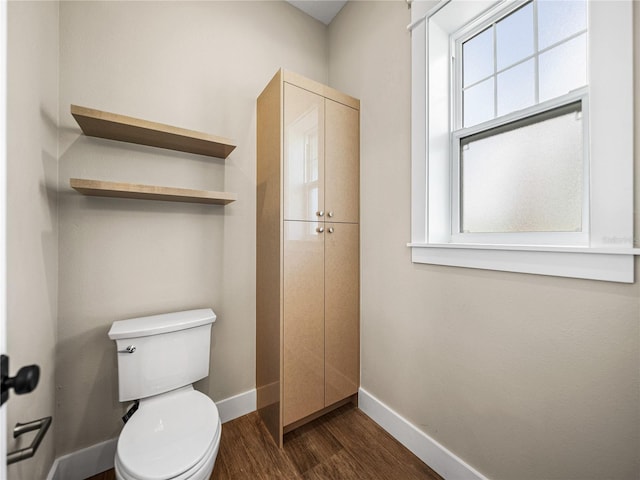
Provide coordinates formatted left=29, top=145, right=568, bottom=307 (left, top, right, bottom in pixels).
left=86, top=404, right=442, bottom=480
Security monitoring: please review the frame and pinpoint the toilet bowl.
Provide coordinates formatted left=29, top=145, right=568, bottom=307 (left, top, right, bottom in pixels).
left=108, top=309, right=221, bottom=480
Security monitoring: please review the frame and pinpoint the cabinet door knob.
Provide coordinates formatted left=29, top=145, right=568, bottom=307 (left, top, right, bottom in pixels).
left=316, top=227, right=325, bottom=233
left=316, top=210, right=325, bottom=217
left=328, top=227, right=334, bottom=233
left=328, top=211, right=334, bottom=218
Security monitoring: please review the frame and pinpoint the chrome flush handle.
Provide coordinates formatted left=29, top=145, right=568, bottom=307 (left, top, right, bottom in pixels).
left=119, top=345, right=136, bottom=354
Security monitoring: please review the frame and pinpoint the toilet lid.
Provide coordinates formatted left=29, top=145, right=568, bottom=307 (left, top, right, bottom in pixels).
left=117, top=388, right=220, bottom=480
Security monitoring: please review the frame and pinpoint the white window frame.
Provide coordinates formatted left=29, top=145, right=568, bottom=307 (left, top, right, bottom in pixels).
left=408, top=0, right=637, bottom=283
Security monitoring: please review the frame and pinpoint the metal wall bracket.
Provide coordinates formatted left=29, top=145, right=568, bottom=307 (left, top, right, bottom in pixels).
left=7, top=416, right=52, bottom=465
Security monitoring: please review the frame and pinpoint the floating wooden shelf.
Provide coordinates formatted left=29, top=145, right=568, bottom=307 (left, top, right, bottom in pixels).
left=71, top=105, right=236, bottom=159
left=70, top=178, right=237, bottom=205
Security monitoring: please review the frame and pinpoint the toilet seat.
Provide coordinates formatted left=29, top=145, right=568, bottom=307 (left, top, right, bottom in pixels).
left=115, top=386, right=221, bottom=480
left=115, top=421, right=220, bottom=480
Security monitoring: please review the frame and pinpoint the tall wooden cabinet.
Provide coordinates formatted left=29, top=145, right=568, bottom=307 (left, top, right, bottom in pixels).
left=257, top=69, right=360, bottom=446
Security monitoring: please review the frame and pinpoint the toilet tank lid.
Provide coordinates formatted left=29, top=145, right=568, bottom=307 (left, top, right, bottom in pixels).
left=108, top=308, right=216, bottom=340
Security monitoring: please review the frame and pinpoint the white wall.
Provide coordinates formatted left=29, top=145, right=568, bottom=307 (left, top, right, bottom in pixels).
left=6, top=1, right=59, bottom=478
left=329, top=2, right=640, bottom=479
left=56, top=0, right=328, bottom=456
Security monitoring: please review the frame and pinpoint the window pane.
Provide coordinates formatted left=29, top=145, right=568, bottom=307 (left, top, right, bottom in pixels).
left=496, top=2, right=534, bottom=71
left=461, top=103, right=583, bottom=233
left=497, top=59, right=535, bottom=116
left=463, top=27, right=493, bottom=87
left=539, top=33, right=586, bottom=102
left=464, top=77, right=494, bottom=127
left=538, top=0, right=587, bottom=50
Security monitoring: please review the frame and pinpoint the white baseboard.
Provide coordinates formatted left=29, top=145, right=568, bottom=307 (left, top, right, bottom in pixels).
left=216, top=388, right=256, bottom=423
left=46, top=438, right=117, bottom=480
left=358, top=387, right=489, bottom=480
left=47, top=388, right=257, bottom=480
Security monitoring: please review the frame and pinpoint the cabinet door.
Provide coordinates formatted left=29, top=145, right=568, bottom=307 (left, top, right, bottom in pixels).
left=325, top=99, right=359, bottom=224
left=324, top=223, right=359, bottom=406
left=284, top=83, right=325, bottom=222
left=283, top=221, right=325, bottom=426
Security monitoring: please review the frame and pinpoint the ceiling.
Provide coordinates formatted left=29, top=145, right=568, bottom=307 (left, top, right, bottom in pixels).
left=286, top=1, right=348, bottom=25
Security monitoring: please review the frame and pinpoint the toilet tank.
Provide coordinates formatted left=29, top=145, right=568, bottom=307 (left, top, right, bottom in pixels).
left=108, top=309, right=216, bottom=402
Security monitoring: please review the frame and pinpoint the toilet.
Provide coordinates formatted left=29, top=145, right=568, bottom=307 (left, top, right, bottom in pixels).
left=108, top=308, right=221, bottom=480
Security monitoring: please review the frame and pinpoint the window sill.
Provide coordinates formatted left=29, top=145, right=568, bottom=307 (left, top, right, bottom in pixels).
left=408, top=242, right=638, bottom=283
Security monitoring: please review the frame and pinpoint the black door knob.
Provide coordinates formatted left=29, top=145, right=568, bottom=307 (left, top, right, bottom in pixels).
left=5, top=365, right=40, bottom=395
left=1, top=355, right=40, bottom=406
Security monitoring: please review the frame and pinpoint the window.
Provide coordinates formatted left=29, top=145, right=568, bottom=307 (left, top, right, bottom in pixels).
left=459, top=102, right=585, bottom=238
left=453, top=1, right=588, bottom=247
left=460, top=1, right=587, bottom=126
left=408, top=0, right=636, bottom=282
